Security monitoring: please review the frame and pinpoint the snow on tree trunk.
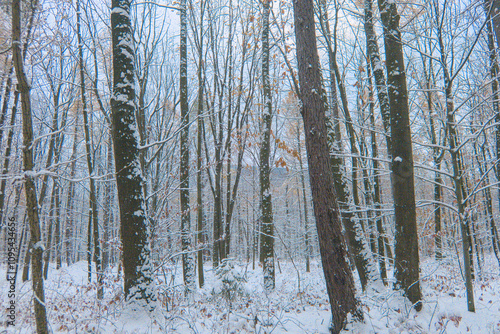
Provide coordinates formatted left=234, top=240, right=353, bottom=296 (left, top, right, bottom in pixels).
left=12, top=0, right=49, bottom=331
left=110, top=0, right=156, bottom=309
left=260, top=0, right=275, bottom=292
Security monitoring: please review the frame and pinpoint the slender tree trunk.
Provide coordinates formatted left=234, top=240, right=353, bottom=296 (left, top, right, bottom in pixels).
left=111, top=0, right=156, bottom=308
left=365, top=66, right=387, bottom=284
left=43, top=185, right=56, bottom=279
left=102, top=136, right=113, bottom=270
left=12, top=0, right=49, bottom=330
left=77, top=0, right=102, bottom=297
left=293, top=0, right=362, bottom=331
left=0, top=92, right=19, bottom=229
left=195, top=0, right=206, bottom=289
left=179, top=0, right=195, bottom=291
left=0, top=64, right=13, bottom=148
left=435, top=3, right=474, bottom=311
left=260, top=0, right=275, bottom=292
left=378, top=0, right=422, bottom=310
left=297, top=123, right=310, bottom=273
left=65, top=117, right=79, bottom=267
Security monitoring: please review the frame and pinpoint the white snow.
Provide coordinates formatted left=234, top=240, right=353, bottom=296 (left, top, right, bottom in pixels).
left=1, top=256, right=499, bottom=333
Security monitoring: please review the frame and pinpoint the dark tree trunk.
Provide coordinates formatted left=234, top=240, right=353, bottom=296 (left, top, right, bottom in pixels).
left=293, top=0, right=362, bottom=332
left=111, top=0, right=156, bottom=308
left=377, top=0, right=422, bottom=310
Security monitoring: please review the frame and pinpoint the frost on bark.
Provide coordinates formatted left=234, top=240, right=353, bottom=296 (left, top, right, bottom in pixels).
left=293, top=0, right=362, bottom=331
left=12, top=0, right=49, bottom=331
left=179, top=0, right=196, bottom=292
left=111, top=0, right=156, bottom=308
left=260, top=0, right=275, bottom=292
left=377, top=0, right=422, bottom=310
left=363, top=0, right=391, bottom=150
left=317, top=0, right=372, bottom=291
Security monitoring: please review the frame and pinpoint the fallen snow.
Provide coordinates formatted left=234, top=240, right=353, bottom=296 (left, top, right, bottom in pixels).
left=1, top=255, right=499, bottom=333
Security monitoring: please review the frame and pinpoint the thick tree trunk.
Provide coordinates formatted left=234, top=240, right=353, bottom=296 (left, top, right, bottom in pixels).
left=377, top=0, right=422, bottom=310
left=317, top=0, right=371, bottom=291
left=12, top=0, right=49, bottom=330
left=111, top=0, right=156, bottom=308
left=364, top=0, right=391, bottom=150
left=293, top=0, right=362, bottom=331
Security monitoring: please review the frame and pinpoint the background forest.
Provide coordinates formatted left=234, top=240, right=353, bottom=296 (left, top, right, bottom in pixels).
left=1, top=0, right=500, bottom=332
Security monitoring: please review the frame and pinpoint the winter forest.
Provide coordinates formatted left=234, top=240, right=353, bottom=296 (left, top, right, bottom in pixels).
left=1, top=0, right=500, bottom=332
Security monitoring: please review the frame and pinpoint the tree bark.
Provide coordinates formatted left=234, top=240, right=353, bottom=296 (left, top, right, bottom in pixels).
left=179, top=0, right=196, bottom=292
left=377, top=0, right=422, bottom=310
left=435, top=2, right=475, bottom=311
left=12, top=0, right=49, bottom=330
left=317, top=0, right=371, bottom=291
left=260, top=0, right=275, bottom=292
left=111, top=0, right=156, bottom=308
left=293, top=0, right=362, bottom=331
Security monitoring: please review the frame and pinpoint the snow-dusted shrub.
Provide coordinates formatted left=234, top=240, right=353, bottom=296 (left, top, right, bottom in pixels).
left=211, top=259, right=247, bottom=308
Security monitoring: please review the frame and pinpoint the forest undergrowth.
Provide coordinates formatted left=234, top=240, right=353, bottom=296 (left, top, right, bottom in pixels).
left=1, top=255, right=500, bottom=333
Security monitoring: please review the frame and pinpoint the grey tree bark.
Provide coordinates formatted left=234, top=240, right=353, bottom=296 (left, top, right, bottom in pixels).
left=377, top=0, right=422, bottom=310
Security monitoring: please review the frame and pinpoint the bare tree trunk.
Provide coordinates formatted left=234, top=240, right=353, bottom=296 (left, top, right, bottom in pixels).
left=367, top=66, right=387, bottom=283
left=364, top=0, right=391, bottom=149
left=0, top=64, right=13, bottom=148
left=12, top=0, right=49, bottom=330
left=102, top=135, right=114, bottom=270
left=378, top=0, right=422, bottom=310
left=111, top=0, right=156, bottom=308
left=486, top=1, right=500, bottom=263
left=260, top=0, right=275, bottom=292
left=317, top=0, right=371, bottom=291
left=179, top=0, right=195, bottom=292
left=297, top=123, right=310, bottom=273
left=0, top=91, right=19, bottom=229
left=293, top=0, right=362, bottom=331
left=194, top=0, right=206, bottom=289
left=435, top=4, right=474, bottom=311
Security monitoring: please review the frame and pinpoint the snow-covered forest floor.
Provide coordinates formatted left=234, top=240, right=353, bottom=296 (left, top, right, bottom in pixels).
left=1, top=255, right=500, bottom=333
